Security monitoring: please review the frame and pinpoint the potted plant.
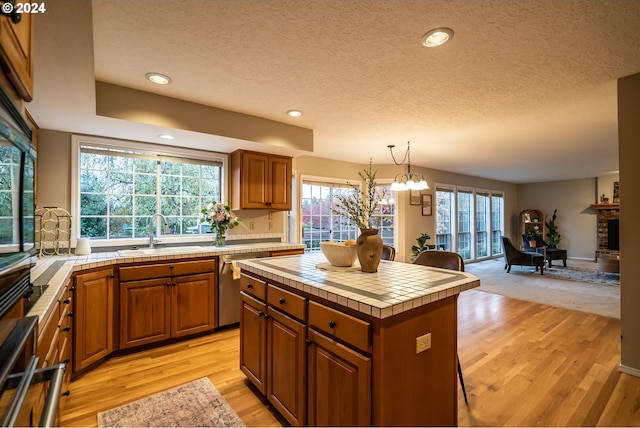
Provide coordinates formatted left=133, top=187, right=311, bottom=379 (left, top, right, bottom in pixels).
left=333, top=159, right=386, bottom=272
left=525, top=229, right=539, bottom=248
left=411, top=232, right=434, bottom=259
left=545, top=209, right=561, bottom=248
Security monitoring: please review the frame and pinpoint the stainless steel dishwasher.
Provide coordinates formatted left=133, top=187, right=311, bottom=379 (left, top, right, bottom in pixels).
left=218, top=252, right=270, bottom=328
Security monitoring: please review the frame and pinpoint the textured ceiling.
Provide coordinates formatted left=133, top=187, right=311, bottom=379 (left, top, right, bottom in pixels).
left=34, top=0, right=640, bottom=183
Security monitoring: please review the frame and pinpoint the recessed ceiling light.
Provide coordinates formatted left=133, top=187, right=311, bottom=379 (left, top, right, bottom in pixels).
left=159, top=134, right=175, bottom=140
left=145, top=72, right=172, bottom=85
left=287, top=110, right=303, bottom=117
left=421, top=28, right=454, bottom=47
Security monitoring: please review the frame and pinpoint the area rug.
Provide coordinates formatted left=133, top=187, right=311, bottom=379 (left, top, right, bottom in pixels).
left=465, top=259, right=620, bottom=318
left=545, top=264, right=620, bottom=285
left=97, top=377, right=245, bottom=427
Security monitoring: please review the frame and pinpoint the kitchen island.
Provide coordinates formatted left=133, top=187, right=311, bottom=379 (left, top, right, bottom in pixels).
left=237, top=253, right=480, bottom=426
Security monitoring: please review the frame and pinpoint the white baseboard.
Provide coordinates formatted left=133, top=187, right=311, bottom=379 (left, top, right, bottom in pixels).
left=618, top=364, right=640, bottom=378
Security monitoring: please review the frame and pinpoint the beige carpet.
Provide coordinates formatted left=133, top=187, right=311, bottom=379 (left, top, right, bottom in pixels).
left=97, top=377, right=245, bottom=427
left=465, top=258, right=620, bottom=319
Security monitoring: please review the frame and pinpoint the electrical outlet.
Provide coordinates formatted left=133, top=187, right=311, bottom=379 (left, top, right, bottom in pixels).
left=268, top=212, right=274, bottom=220
left=250, top=222, right=255, bottom=230
left=416, top=333, right=431, bottom=354
left=269, top=221, right=273, bottom=230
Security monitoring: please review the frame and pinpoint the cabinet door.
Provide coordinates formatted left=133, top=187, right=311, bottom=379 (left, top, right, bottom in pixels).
left=240, top=292, right=268, bottom=394
left=119, top=278, right=172, bottom=349
left=267, top=155, right=292, bottom=210
left=267, top=307, right=306, bottom=426
left=241, top=152, right=269, bottom=208
left=172, top=272, right=216, bottom=337
left=0, top=13, right=34, bottom=100
left=307, top=329, right=371, bottom=427
left=73, top=269, right=114, bottom=373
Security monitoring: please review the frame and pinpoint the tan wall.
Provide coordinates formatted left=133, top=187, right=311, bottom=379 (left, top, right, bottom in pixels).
left=293, top=156, right=518, bottom=262
left=36, top=130, right=282, bottom=238
left=618, top=72, right=640, bottom=374
left=37, top=129, right=72, bottom=209
left=517, top=178, right=598, bottom=260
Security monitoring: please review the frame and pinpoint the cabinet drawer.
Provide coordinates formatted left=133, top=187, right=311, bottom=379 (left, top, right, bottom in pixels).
left=120, top=263, right=172, bottom=281
left=267, top=284, right=306, bottom=321
left=240, top=274, right=266, bottom=301
left=171, top=259, right=216, bottom=276
left=269, top=249, right=304, bottom=257
left=308, top=301, right=370, bottom=353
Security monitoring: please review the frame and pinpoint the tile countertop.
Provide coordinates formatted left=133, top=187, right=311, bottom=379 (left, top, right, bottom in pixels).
left=238, top=252, right=480, bottom=319
left=27, top=242, right=306, bottom=324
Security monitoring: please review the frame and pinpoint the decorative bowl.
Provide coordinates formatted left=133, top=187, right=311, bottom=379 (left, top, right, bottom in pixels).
left=320, top=241, right=358, bottom=267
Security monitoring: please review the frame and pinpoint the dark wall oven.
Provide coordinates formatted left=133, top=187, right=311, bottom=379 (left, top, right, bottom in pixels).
left=0, top=87, right=36, bottom=320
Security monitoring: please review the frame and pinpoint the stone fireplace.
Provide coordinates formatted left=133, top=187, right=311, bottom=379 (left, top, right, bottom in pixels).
left=591, top=203, right=620, bottom=259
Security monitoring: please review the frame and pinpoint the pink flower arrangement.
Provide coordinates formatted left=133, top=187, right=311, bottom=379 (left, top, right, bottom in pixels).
left=200, top=202, right=240, bottom=235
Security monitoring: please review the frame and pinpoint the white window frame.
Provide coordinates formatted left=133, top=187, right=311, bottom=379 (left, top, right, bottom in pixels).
left=436, top=183, right=505, bottom=261
left=71, top=135, right=227, bottom=249
left=298, top=175, right=397, bottom=252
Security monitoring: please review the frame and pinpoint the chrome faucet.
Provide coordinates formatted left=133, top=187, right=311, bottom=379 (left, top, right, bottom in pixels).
left=149, top=213, right=169, bottom=248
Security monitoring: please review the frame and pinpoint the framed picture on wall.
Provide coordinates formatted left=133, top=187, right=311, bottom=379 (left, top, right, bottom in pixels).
left=410, top=190, right=421, bottom=205
left=613, top=181, right=620, bottom=203
left=421, top=194, right=432, bottom=216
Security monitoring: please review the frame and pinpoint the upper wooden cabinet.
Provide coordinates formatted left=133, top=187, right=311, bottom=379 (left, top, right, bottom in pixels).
left=0, top=12, right=34, bottom=101
left=230, top=150, right=292, bottom=211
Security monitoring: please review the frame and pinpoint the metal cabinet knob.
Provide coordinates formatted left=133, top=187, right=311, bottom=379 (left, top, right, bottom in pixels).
left=279, top=298, right=285, bottom=304
left=328, top=320, right=336, bottom=328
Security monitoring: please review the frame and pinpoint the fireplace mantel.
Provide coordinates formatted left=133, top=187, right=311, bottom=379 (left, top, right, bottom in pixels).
left=591, top=203, right=620, bottom=210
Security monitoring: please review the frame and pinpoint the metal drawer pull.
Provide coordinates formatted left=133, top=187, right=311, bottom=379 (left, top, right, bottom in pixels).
left=328, top=320, right=336, bottom=328
left=279, top=298, right=285, bottom=304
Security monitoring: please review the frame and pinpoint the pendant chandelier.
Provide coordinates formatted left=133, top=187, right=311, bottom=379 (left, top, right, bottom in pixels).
left=387, top=141, right=429, bottom=191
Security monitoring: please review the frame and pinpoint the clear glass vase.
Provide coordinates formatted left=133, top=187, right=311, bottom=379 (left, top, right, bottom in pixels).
left=214, top=228, right=226, bottom=246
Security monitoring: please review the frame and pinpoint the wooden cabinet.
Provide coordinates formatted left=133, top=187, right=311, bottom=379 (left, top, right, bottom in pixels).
left=307, top=300, right=371, bottom=426
left=0, top=11, right=34, bottom=100
left=240, top=291, right=268, bottom=393
left=269, top=248, right=305, bottom=257
left=240, top=275, right=307, bottom=426
left=307, top=328, right=371, bottom=426
left=520, top=208, right=545, bottom=245
left=35, top=278, right=73, bottom=410
left=73, top=268, right=114, bottom=373
left=119, top=259, right=216, bottom=349
left=230, top=150, right=292, bottom=211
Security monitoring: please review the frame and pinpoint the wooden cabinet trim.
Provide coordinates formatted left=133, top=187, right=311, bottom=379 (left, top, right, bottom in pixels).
left=267, top=284, right=306, bottom=322
left=308, top=301, right=371, bottom=353
left=240, top=273, right=267, bottom=301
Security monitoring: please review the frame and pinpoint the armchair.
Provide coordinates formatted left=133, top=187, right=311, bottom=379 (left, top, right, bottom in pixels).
left=502, top=236, right=545, bottom=275
left=521, top=234, right=567, bottom=267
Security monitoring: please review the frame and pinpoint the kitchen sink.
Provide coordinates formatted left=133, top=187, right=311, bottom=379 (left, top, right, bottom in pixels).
left=117, top=246, right=209, bottom=256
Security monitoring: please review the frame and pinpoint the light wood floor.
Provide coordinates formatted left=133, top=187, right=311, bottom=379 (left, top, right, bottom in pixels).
left=60, top=289, right=640, bottom=427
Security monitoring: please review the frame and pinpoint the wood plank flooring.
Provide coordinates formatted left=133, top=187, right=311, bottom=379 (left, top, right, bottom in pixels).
left=60, top=289, right=640, bottom=427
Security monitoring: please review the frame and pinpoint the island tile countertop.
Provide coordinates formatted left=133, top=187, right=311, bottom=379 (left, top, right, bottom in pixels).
left=27, top=242, right=305, bottom=323
left=238, top=252, right=480, bottom=319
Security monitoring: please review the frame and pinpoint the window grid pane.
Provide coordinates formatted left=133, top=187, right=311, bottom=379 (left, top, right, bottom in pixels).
left=79, top=146, right=222, bottom=239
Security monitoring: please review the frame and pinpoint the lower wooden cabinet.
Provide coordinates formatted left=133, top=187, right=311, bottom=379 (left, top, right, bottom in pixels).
left=307, top=328, right=371, bottom=426
left=267, top=306, right=306, bottom=426
left=240, top=287, right=308, bottom=426
left=35, top=277, right=74, bottom=413
left=73, top=268, right=114, bottom=373
left=119, top=261, right=216, bottom=350
left=239, top=292, right=267, bottom=393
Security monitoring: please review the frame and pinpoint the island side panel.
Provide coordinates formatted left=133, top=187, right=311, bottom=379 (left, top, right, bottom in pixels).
left=372, top=295, right=458, bottom=426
